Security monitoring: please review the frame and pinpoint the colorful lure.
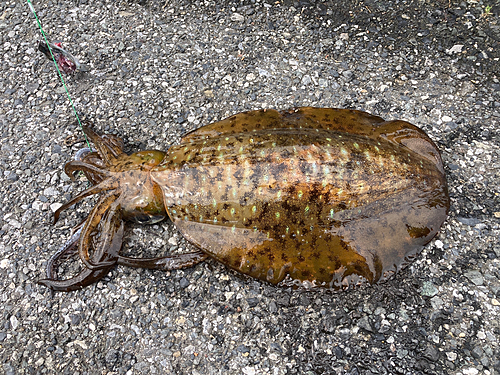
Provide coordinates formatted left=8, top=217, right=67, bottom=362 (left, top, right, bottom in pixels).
left=38, top=40, right=87, bottom=74
left=39, top=107, right=449, bottom=291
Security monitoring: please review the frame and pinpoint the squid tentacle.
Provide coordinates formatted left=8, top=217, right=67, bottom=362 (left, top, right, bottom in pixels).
left=53, top=177, right=119, bottom=223
left=45, top=225, right=207, bottom=277
left=79, top=120, right=124, bottom=153
left=69, top=156, right=108, bottom=185
left=81, top=126, right=125, bottom=165
left=38, top=237, right=117, bottom=292
left=87, top=126, right=125, bottom=156
left=99, top=204, right=124, bottom=261
left=82, top=198, right=124, bottom=270
left=44, top=214, right=92, bottom=280
left=66, top=147, right=106, bottom=186
left=44, top=125, right=201, bottom=291
left=44, top=214, right=88, bottom=279
left=100, top=134, right=125, bottom=157
left=81, top=152, right=106, bottom=168
left=74, top=147, right=92, bottom=162
left=39, top=198, right=124, bottom=291
left=64, top=160, right=112, bottom=181
left=79, top=191, right=122, bottom=270
left=38, top=266, right=112, bottom=292
left=39, top=244, right=208, bottom=291
left=44, top=227, right=82, bottom=280
left=118, top=251, right=208, bottom=270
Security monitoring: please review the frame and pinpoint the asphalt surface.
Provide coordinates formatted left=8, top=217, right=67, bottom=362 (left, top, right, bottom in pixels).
left=0, top=0, right=499, bottom=374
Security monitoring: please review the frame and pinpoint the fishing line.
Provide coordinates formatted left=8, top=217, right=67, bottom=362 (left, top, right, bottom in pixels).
left=27, top=0, right=92, bottom=151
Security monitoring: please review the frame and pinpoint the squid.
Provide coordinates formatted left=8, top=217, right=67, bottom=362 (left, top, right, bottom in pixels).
left=39, top=108, right=449, bottom=292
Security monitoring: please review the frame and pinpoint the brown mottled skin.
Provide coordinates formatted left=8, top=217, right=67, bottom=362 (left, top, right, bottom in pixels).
left=39, top=108, right=449, bottom=291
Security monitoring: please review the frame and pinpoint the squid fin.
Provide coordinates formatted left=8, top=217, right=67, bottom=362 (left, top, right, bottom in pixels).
left=181, top=107, right=387, bottom=143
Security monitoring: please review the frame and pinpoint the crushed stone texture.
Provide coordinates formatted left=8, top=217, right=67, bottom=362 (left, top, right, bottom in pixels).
left=0, top=0, right=499, bottom=374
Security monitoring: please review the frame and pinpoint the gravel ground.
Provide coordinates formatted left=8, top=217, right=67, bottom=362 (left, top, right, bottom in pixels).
left=1, top=0, right=499, bottom=373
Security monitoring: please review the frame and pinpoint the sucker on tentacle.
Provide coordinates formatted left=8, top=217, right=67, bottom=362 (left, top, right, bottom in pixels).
left=39, top=108, right=449, bottom=292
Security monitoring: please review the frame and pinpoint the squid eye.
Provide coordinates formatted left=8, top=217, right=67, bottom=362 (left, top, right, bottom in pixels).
left=133, top=214, right=165, bottom=225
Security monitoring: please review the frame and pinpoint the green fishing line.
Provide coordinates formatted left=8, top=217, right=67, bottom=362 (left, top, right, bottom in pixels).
left=27, top=0, right=92, bottom=151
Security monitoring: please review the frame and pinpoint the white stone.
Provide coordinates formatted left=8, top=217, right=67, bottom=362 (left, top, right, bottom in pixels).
left=10, top=315, right=18, bottom=330
left=230, top=13, right=244, bottom=22
left=442, top=116, right=452, bottom=122
left=72, top=340, right=88, bottom=350
left=43, top=187, right=58, bottom=196
left=246, top=73, right=256, bottom=81
left=446, top=352, right=457, bottom=361
left=257, top=68, right=270, bottom=77
left=463, top=368, right=479, bottom=375
left=430, top=296, right=443, bottom=309
left=446, top=44, right=464, bottom=54
left=130, top=324, right=141, bottom=335
left=301, top=75, right=312, bottom=85
left=434, top=240, right=444, bottom=249
left=8, top=219, right=21, bottom=229
left=318, top=78, right=328, bottom=88
left=50, top=203, right=63, bottom=213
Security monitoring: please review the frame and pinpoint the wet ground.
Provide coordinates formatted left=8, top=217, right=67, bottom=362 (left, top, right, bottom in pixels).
left=0, top=0, right=499, bottom=374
